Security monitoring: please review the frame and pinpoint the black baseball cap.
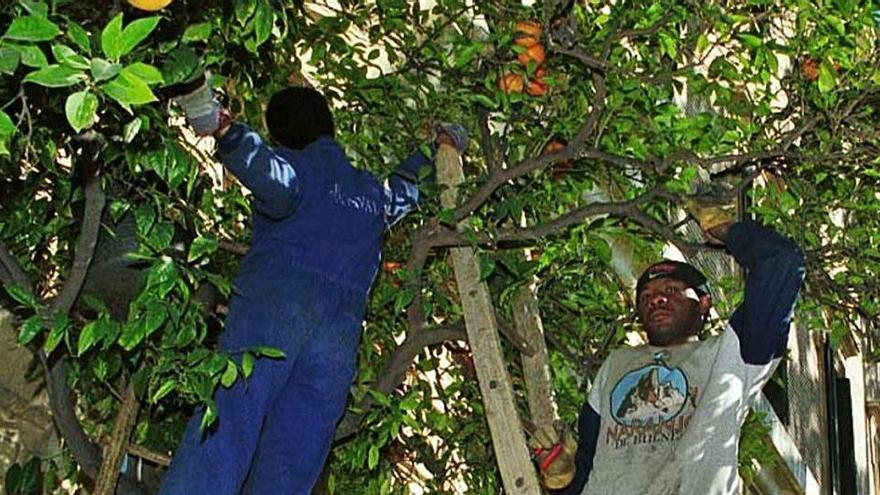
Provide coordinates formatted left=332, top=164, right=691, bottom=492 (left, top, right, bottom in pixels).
left=636, top=260, right=710, bottom=299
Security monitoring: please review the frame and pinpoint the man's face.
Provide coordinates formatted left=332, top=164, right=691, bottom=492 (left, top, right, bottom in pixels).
left=637, top=278, right=706, bottom=346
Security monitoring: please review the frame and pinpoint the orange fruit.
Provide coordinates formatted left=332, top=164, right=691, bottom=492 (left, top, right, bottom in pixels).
left=382, top=261, right=402, bottom=273
left=543, top=140, right=573, bottom=180
left=525, top=78, right=547, bottom=96
left=543, top=140, right=565, bottom=154
left=801, top=57, right=819, bottom=81
left=127, top=0, right=172, bottom=10
left=515, top=35, right=540, bottom=48
left=517, top=43, right=546, bottom=66
left=515, top=21, right=542, bottom=38
left=498, top=73, right=524, bottom=94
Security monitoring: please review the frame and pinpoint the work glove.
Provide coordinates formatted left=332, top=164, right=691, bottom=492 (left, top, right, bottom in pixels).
left=435, top=123, right=468, bottom=154
left=527, top=421, right=577, bottom=490
left=173, top=76, right=221, bottom=136
left=683, top=166, right=737, bottom=245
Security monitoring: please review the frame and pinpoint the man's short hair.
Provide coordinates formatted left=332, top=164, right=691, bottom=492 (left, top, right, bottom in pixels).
left=265, top=87, right=335, bottom=150
left=636, top=260, right=710, bottom=300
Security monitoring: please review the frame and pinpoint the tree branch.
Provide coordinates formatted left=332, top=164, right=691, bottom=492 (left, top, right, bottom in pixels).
left=47, top=154, right=106, bottom=316
left=94, top=381, right=140, bottom=495
left=334, top=325, right=467, bottom=441
left=0, top=242, right=33, bottom=293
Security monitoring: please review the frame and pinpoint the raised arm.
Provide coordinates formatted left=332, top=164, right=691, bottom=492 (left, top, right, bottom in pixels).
left=713, top=220, right=806, bottom=365
left=384, top=124, right=467, bottom=227
left=383, top=149, right=432, bottom=228
left=216, top=122, right=303, bottom=220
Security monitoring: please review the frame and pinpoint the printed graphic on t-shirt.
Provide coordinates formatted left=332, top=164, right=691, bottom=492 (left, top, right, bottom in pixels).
left=604, top=352, right=698, bottom=449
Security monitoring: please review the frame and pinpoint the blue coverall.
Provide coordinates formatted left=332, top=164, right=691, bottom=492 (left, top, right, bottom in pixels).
left=159, top=123, right=431, bottom=494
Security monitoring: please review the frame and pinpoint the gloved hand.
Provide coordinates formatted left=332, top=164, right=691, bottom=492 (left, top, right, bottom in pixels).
left=683, top=167, right=736, bottom=245
left=173, top=77, right=220, bottom=136
left=527, top=421, right=577, bottom=490
left=435, top=123, right=468, bottom=154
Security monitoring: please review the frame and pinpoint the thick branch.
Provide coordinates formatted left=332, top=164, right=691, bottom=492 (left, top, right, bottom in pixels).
left=477, top=107, right=500, bottom=175
left=94, top=381, right=140, bottom=495
left=47, top=163, right=105, bottom=316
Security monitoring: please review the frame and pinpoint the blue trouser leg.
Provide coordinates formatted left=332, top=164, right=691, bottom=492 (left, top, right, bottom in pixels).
left=159, top=288, right=309, bottom=495
left=241, top=315, right=361, bottom=494
left=158, top=351, right=294, bottom=494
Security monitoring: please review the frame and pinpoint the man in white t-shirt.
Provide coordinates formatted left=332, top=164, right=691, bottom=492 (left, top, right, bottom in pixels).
left=531, top=219, right=805, bottom=495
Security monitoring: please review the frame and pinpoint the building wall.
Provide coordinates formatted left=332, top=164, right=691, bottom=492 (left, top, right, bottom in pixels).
left=843, top=353, right=871, bottom=494
left=786, top=324, right=830, bottom=493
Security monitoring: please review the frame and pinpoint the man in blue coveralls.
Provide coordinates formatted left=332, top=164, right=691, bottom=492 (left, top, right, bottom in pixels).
left=159, top=82, right=466, bottom=494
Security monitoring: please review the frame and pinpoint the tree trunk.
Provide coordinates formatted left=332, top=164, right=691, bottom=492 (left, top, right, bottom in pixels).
left=436, top=144, right=541, bottom=495
left=94, top=381, right=140, bottom=495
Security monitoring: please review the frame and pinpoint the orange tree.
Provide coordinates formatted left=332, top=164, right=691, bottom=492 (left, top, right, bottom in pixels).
left=0, top=0, right=878, bottom=493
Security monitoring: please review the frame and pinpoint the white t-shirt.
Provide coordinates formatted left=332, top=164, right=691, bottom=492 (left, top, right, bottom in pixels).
left=581, top=325, right=778, bottom=495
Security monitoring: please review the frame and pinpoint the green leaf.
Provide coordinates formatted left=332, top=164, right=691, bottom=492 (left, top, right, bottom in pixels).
left=81, top=294, right=109, bottom=314
left=478, top=255, right=496, bottom=281
left=90, top=57, right=121, bottom=82
left=696, top=33, right=710, bottom=54
left=469, top=93, right=497, bottom=109
left=124, top=116, right=143, bottom=143
left=251, top=3, right=275, bottom=49
left=199, top=400, right=217, bottom=432
left=454, top=42, right=482, bottom=68
left=161, top=46, right=200, bottom=85
left=52, top=44, right=89, bottom=70
left=438, top=208, right=455, bottom=226
left=145, top=258, right=178, bottom=297
left=182, top=22, right=212, bottom=43
left=0, top=110, right=14, bottom=155
left=737, top=33, right=763, bottom=50
left=253, top=346, right=286, bottom=359
left=18, top=316, right=43, bottom=345
left=235, top=0, right=257, bottom=25
left=101, top=71, right=158, bottom=106
left=188, top=236, right=218, bottom=262
left=151, top=379, right=176, bottom=403
left=818, top=60, right=837, bottom=93
left=23, top=64, right=86, bottom=87
left=134, top=202, right=155, bottom=237
left=658, top=31, right=678, bottom=59
left=12, top=44, right=48, bottom=68
left=67, top=21, right=91, bottom=55
left=146, top=221, right=173, bottom=251
left=77, top=320, right=99, bottom=355
left=241, top=352, right=255, bottom=379
left=123, top=62, right=163, bottom=85
left=367, top=444, right=379, bottom=469
left=118, top=320, right=145, bottom=351
left=44, top=313, right=68, bottom=354
left=119, top=16, right=160, bottom=58
left=5, top=285, right=38, bottom=308
left=65, top=90, right=98, bottom=132
left=220, top=360, right=238, bottom=388
left=393, top=288, right=414, bottom=313
left=20, top=0, right=49, bottom=17
left=100, top=13, right=123, bottom=60
left=0, top=46, right=21, bottom=75
left=3, top=15, right=61, bottom=42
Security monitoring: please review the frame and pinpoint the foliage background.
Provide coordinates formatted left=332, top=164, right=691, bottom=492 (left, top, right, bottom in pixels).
left=0, top=0, right=878, bottom=493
